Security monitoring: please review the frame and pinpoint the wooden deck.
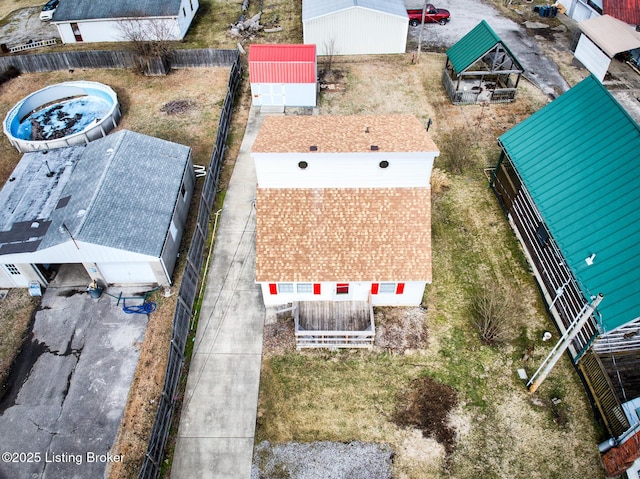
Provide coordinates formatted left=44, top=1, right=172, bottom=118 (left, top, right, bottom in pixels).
left=294, top=300, right=375, bottom=349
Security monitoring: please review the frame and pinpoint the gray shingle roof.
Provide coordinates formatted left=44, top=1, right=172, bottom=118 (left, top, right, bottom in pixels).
left=53, top=0, right=184, bottom=22
left=0, top=130, right=191, bottom=258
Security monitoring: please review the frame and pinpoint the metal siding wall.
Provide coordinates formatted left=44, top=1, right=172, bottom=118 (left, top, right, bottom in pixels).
left=250, top=83, right=316, bottom=106
left=250, top=61, right=316, bottom=83
left=254, top=153, right=435, bottom=188
left=284, top=83, right=316, bottom=106
left=306, top=9, right=408, bottom=55
left=58, top=19, right=182, bottom=44
left=574, top=34, right=610, bottom=81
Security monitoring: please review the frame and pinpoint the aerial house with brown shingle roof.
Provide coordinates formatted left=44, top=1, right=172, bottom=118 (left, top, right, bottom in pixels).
left=251, top=114, right=439, bottom=349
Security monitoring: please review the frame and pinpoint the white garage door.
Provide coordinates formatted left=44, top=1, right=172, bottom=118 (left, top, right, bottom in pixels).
left=575, top=34, right=611, bottom=81
left=98, top=262, right=157, bottom=285
left=253, top=83, right=285, bottom=106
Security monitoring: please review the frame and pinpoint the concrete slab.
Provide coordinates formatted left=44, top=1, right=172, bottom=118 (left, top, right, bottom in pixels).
left=172, top=107, right=266, bottom=479
left=171, top=437, right=255, bottom=479
left=179, top=353, right=262, bottom=438
left=0, top=287, right=149, bottom=479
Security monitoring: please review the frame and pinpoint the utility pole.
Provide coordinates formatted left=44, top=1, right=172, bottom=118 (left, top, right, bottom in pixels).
left=416, top=1, right=427, bottom=63
left=527, top=293, right=604, bottom=394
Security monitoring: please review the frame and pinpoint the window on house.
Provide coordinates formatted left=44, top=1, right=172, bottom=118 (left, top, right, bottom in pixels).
left=5, top=264, right=20, bottom=275
left=336, top=283, right=349, bottom=294
left=190, top=0, right=194, bottom=11
left=379, top=283, right=395, bottom=293
left=182, top=6, right=186, bottom=16
left=278, top=283, right=294, bottom=293
left=169, top=220, right=178, bottom=241
left=297, top=283, right=313, bottom=293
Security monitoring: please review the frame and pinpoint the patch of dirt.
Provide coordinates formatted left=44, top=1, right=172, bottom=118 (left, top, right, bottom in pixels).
left=160, top=99, right=196, bottom=115
left=393, top=376, right=458, bottom=469
left=262, top=316, right=296, bottom=358
left=374, top=307, right=428, bottom=353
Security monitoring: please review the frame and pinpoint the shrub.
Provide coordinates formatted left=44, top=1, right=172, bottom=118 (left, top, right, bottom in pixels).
left=470, top=284, right=515, bottom=346
left=0, top=65, right=20, bottom=86
left=438, top=127, right=477, bottom=174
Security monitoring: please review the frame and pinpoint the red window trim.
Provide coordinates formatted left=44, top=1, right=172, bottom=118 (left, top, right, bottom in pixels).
left=371, top=283, right=379, bottom=294
left=396, top=283, right=405, bottom=294
left=268, top=283, right=277, bottom=295
left=313, top=283, right=321, bottom=295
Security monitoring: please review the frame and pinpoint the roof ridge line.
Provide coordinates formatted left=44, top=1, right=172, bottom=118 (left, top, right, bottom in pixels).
left=73, top=131, right=127, bottom=237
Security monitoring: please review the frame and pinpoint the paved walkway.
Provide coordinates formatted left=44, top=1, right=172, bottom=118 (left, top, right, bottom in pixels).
left=172, top=107, right=266, bottom=478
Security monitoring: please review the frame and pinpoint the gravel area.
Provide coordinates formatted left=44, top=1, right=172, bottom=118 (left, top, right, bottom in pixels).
left=251, top=441, right=393, bottom=479
left=0, top=7, right=58, bottom=48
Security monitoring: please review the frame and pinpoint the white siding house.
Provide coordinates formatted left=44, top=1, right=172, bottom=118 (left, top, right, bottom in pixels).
left=249, top=44, right=317, bottom=108
left=252, top=114, right=439, bottom=308
left=302, top=0, right=409, bottom=55
left=0, top=130, right=195, bottom=289
left=51, top=0, right=199, bottom=43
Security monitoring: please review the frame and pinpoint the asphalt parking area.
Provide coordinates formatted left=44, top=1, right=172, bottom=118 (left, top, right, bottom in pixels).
left=0, top=285, right=148, bottom=478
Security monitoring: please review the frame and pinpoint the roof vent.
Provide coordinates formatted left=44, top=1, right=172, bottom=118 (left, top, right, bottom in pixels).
left=310, top=145, right=318, bottom=151
left=365, top=126, right=370, bottom=133
left=31, top=222, right=39, bottom=229
left=370, top=145, right=379, bottom=151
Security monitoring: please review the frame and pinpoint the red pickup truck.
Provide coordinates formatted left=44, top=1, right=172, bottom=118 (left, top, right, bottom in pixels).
left=407, top=5, right=451, bottom=26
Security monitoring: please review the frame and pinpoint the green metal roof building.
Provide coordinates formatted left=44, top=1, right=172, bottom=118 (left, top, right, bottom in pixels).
left=443, top=20, right=524, bottom=105
left=492, top=74, right=640, bottom=437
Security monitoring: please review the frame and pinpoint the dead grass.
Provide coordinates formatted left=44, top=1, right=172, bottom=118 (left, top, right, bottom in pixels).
left=185, top=0, right=302, bottom=49
left=0, top=290, right=39, bottom=387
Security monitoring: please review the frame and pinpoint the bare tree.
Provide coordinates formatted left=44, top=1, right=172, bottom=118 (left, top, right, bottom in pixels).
left=117, top=16, right=177, bottom=75
left=321, top=37, right=338, bottom=82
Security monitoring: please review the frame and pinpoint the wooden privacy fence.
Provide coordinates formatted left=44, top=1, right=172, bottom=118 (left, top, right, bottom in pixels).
left=137, top=52, right=243, bottom=479
left=0, top=48, right=238, bottom=74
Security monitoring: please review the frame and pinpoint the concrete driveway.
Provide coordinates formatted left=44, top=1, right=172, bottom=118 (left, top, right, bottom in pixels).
left=0, top=280, right=149, bottom=479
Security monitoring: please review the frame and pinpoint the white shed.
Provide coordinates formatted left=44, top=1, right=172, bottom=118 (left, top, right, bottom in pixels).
left=248, top=44, right=317, bottom=107
left=302, top=0, right=409, bottom=55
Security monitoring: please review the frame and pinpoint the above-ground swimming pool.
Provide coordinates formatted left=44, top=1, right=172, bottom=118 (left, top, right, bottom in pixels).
left=3, top=80, right=121, bottom=152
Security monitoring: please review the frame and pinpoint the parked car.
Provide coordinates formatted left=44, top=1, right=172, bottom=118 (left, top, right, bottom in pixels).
left=39, top=0, right=59, bottom=21
left=407, top=5, right=450, bottom=26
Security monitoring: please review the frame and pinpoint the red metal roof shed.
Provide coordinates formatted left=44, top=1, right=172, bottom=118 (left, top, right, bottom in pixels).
left=248, top=44, right=317, bottom=84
